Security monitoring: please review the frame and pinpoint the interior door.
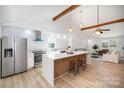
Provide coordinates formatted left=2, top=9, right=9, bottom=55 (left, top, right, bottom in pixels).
left=14, top=38, right=27, bottom=74
left=2, top=37, right=15, bottom=77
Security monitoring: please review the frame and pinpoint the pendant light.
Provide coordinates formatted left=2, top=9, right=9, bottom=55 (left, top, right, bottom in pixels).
left=80, top=10, right=83, bottom=28
left=95, top=30, right=101, bottom=34
left=95, top=5, right=110, bottom=34
left=68, top=13, right=73, bottom=32
left=95, top=5, right=100, bottom=34
left=80, top=6, right=83, bottom=28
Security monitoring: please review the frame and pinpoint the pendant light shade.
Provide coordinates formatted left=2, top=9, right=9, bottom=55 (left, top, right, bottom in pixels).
left=68, top=13, right=73, bottom=32
left=68, top=27, right=73, bottom=32
left=80, top=23, right=83, bottom=28
left=80, top=10, right=83, bottom=28
left=95, top=5, right=110, bottom=34
left=95, top=5, right=101, bottom=35
left=95, top=30, right=101, bottom=35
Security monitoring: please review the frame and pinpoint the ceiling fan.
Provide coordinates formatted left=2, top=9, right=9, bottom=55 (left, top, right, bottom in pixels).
left=95, top=5, right=110, bottom=34
left=95, top=28, right=110, bottom=34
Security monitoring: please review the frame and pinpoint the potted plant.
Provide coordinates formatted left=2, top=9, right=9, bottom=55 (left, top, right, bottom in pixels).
left=122, top=46, right=124, bottom=50
left=92, top=44, right=98, bottom=52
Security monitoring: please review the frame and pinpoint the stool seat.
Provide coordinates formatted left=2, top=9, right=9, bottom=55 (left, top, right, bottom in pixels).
left=68, top=57, right=79, bottom=76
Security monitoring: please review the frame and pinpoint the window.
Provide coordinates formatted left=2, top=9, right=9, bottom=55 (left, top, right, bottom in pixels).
left=48, top=43, right=55, bottom=48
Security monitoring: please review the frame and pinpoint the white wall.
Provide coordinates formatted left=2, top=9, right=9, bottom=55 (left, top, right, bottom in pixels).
left=1, top=5, right=124, bottom=54
left=88, top=36, right=124, bottom=56
left=71, top=5, right=124, bottom=38
left=1, top=25, right=70, bottom=52
left=69, top=33, right=88, bottom=49
left=88, top=38, right=101, bottom=51
left=66, top=5, right=124, bottom=50
left=1, top=5, right=123, bottom=75
left=100, top=36, right=124, bottom=56
left=1, top=25, right=70, bottom=69
left=71, top=5, right=124, bottom=55
left=0, top=5, right=76, bottom=52
left=1, top=16, right=88, bottom=51
left=0, top=5, right=95, bottom=50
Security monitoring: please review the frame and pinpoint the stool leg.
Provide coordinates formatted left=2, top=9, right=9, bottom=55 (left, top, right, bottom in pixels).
left=68, top=63, right=75, bottom=75
left=68, top=63, right=73, bottom=74
left=74, top=63, right=79, bottom=76
left=74, top=64, right=77, bottom=76
left=78, top=60, right=84, bottom=71
left=77, top=66, right=79, bottom=74
left=82, top=61, right=87, bottom=71
left=82, top=64, right=85, bottom=71
left=68, top=60, right=80, bottom=76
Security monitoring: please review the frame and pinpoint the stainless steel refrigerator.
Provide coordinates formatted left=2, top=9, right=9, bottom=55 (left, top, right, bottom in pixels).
left=0, top=37, right=27, bottom=78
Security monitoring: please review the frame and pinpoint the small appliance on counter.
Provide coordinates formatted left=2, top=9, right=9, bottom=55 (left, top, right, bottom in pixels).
left=67, top=51, right=74, bottom=54
left=66, top=46, right=74, bottom=54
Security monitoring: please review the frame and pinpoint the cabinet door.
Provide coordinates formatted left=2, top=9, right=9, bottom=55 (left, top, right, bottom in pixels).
left=54, top=59, right=65, bottom=78
left=54, top=56, right=73, bottom=79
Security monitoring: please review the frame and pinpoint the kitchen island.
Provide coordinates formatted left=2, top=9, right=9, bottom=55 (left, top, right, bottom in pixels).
left=42, top=51, right=89, bottom=86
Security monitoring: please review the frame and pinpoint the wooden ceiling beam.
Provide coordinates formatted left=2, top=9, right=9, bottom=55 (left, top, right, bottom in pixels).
left=53, top=5, right=80, bottom=21
left=81, top=18, right=124, bottom=31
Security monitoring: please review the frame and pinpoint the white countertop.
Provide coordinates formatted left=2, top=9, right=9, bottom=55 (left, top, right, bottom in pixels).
left=43, top=51, right=89, bottom=60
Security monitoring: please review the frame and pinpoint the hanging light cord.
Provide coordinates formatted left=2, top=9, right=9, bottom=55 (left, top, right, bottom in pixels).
left=69, top=13, right=71, bottom=28
left=80, top=10, right=82, bottom=24
left=97, top=5, right=99, bottom=25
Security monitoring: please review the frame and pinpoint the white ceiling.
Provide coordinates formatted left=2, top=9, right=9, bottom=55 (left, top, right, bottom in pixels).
left=70, top=5, right=124, bottom=38
left=0, top=5, right=69, bottom=23
left=0, top=5, right=124, bottom=38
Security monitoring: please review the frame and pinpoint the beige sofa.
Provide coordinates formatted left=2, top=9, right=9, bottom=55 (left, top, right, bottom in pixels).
left=102, top=51, right=120, bottom=63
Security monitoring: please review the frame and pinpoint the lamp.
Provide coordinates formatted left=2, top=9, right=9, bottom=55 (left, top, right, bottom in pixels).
left=95, top=5, right=101, bottom=35
left=80, top=10, right=83, bottom=28
left=122, top=46, right=124, bottom=50
left=68, top=13, right=73, bottom=32
left=95, top=30, right=101, bottom=35
left=68, top=27, right=73, bottom=32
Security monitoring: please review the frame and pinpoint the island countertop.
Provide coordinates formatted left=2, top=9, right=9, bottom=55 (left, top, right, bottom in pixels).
left=43, top=51, right=89, bottom=60
left=42, top=50, right=89, bottom=86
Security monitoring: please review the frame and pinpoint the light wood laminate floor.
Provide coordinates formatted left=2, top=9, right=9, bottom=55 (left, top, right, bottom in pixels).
left=0, top=60, right=124, bottom=88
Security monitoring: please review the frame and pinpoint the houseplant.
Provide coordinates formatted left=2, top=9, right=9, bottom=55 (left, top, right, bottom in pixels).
left=92, top=44, right=98, bottom=52
left=122, top=46, right=124, bottom=50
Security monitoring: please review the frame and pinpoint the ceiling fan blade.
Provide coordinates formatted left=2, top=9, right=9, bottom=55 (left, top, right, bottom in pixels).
left=95, top=28, right=110, bottom=34
left=99, top=29, right=110, bottom=31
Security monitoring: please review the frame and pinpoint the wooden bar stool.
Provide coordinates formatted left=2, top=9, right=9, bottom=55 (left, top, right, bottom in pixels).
left=78, top=56, right=87, bottom=71
left=82, top=59, right=87, bottom=71
left=68, top=57, right=79, bottom=76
